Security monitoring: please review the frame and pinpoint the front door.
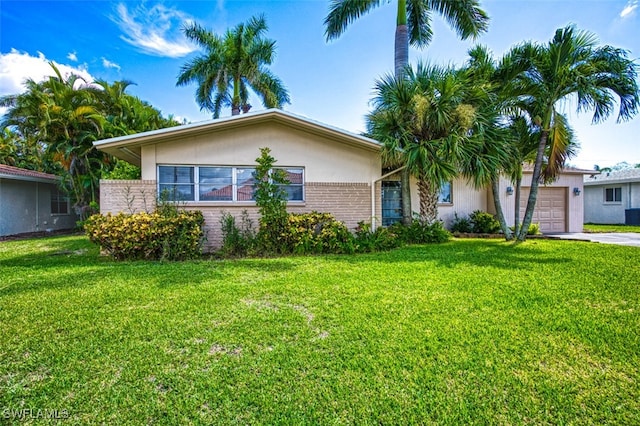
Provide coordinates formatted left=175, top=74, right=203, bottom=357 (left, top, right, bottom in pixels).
left=382, top=181, right=402, bottom=226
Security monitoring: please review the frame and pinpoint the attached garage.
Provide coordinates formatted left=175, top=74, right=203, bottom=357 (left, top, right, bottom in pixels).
left=519, top=187, right=567, bottom=233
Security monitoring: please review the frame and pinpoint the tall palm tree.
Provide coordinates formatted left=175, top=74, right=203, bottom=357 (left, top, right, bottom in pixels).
left=177, top=15, right=290, bottom=118
left=368, top=63, right=491, bottom=221
left=502, top=25, right=639, bottom=241
left=325, top=0, right=489, bottom=224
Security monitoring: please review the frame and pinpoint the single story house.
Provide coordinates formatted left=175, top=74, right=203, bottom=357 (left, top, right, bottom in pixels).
left=583, top=168, right=640, bottom=224
left=0, top=164, right=77, bottom=238
left=93, top=109, right=589, bottom=249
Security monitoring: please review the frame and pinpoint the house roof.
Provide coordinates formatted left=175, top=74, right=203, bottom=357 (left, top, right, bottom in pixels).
left=0, top=164, right=59, bottom=184
left=93, top=109, right=382, bottom=166
left=521, top=164, right=597, bottom=175
left=584, top=168, right=640, bottom=186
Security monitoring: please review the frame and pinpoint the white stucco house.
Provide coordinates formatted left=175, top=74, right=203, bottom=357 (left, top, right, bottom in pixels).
left=93, top=109, right=590, bottom=249
left=0, top=164, right=77, bottom=238
left=584, top=168, right=640, bottom=224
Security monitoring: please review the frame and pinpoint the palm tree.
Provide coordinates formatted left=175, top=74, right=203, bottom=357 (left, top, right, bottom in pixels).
left=1, top=63, right=107, bottom=214
left=177, top=15, right=290, bottom=118
left=325, top=0, right=489, bottom=224
left=368, top=63, right=491, bottom=221
left=502, top=25, right=639, bottom=241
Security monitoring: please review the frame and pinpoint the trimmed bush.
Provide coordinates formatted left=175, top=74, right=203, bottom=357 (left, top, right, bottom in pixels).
left=84, top=210, right=204, bottom=261
left=469, top=210, right=501, bottom=234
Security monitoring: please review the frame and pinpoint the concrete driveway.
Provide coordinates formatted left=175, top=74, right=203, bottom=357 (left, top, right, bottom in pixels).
left=545, top=232, right=640, bottom=247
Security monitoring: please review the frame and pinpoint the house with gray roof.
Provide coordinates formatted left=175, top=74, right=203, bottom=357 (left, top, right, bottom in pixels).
left=583, top=168, right=640, bottom=225
left=0, top=164, right=77, bottom=238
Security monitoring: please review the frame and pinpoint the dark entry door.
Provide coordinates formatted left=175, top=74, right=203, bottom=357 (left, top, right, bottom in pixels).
left=382, top=181, right=402, bottom=226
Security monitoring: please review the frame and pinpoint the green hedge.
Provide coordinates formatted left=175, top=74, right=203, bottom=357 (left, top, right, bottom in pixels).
left=84, top=211, right=204, bottom=261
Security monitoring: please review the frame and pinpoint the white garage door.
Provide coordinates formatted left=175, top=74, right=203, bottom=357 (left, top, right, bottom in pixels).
left=519, top=187, right=566, bottom=233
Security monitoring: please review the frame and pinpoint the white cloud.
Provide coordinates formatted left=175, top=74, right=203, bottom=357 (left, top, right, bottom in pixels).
left=0, top=49, right=96, bottom=116
left=102, top=57, right=121, bottom=71
left=111, top=3, right=197, bottom=58
left=0, top=49, right=94, bottom=97
left=67, top=51, right=78, bottom=62
left=620, top=0, right=638, bottom=18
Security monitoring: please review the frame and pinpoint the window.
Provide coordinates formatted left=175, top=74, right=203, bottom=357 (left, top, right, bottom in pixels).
left=159, top=166, right=195, bottom=201
left=280, top=168, right=304, bottom=202
left=51, top=188, right=69, bottom=215
left=438, top=182, right=452, bottom=204
left=605, top=187, right=622, bottom=203
left=158, top=165, right=304, bottom=202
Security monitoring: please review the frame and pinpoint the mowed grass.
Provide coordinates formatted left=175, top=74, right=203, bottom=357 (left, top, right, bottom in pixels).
left=584, top=223, right=640, bottom=233
left=1, top=236, right=639, bottom=424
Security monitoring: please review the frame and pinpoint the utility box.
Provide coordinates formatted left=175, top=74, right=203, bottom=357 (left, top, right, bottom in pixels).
left=625, top=209, right=640, bottom=225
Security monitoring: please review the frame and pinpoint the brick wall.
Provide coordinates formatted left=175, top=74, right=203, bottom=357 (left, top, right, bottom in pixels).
left=99, top=180, right=382, bottom=252
left=100, top=180, right=157, bottom=214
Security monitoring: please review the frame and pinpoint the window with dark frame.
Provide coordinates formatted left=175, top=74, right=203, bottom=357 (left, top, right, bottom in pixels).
left=604, top=187, right=622, bottom=203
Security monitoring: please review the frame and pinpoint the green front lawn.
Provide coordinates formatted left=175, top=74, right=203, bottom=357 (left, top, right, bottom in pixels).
left=1, top=236, right=639, bottom=424
left=584, top=223, right=640, bottom=233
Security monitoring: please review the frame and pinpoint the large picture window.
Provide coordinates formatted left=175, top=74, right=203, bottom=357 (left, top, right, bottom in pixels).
left=158, top=165, right=304, bottom=202
left=604, top=187, right=622, bottom=203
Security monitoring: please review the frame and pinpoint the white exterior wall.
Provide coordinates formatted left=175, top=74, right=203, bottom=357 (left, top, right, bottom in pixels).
left=584, top=182, right=640, bottom=224
left=140, top=122, right=380, bottom=183
left=492, top=172, right=585, bottom=232
left=406, top=176, right=487, bottom=227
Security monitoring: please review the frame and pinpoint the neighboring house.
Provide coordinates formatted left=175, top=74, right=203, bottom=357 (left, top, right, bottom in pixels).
left=0, top=164, right=77, bottom=238
left=583, top=168, right=640, bottom=224
left=93, top=109, right=590, bottom=249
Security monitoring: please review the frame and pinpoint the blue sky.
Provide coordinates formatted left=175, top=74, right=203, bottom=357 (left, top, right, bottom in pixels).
left=1, top=0, right=639, bottom=169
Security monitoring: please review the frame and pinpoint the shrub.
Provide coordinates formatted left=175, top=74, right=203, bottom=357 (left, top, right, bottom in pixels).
left=389, top=219, right=451, bottom=244
left=450, top=213, right=473, bottom=233
left=469, top=210, right=501, bottom=234
left=527, top=223, right=541, bottom=235
left=354, top=221, right=401, bottom=252
left=511, top=223, right=541, bottom=236
left=282, top=212, right=356, bottom=255
left=84, top=210, right=204, bottom=261
left=219, top=210, right=255, bottom=257
left=254, top=147, right=290, bottom=254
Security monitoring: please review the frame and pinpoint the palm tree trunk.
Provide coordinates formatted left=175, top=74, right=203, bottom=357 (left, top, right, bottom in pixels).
left=514, top=174, right=522, bottom=235
left=417, top=178, right=438, bottom=223
left=394, top=0, right=408, bottom=78
left=491, top=178, right=513, bottom=240
left=395, top=0, right=411, bottom=224
left=517, top=131, right=549, bottom=241
left=232, top=77, right=241, bottom=116
left=401, top=168, right=412, bottom=225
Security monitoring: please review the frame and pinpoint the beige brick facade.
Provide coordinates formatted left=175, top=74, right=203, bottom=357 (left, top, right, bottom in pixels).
left=100, top=180, right=382, bottom=252
left=100, top=180, right=157, bottom=214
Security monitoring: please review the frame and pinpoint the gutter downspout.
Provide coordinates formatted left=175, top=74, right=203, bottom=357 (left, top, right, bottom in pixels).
left=371, top=166, right=407, bottom=231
